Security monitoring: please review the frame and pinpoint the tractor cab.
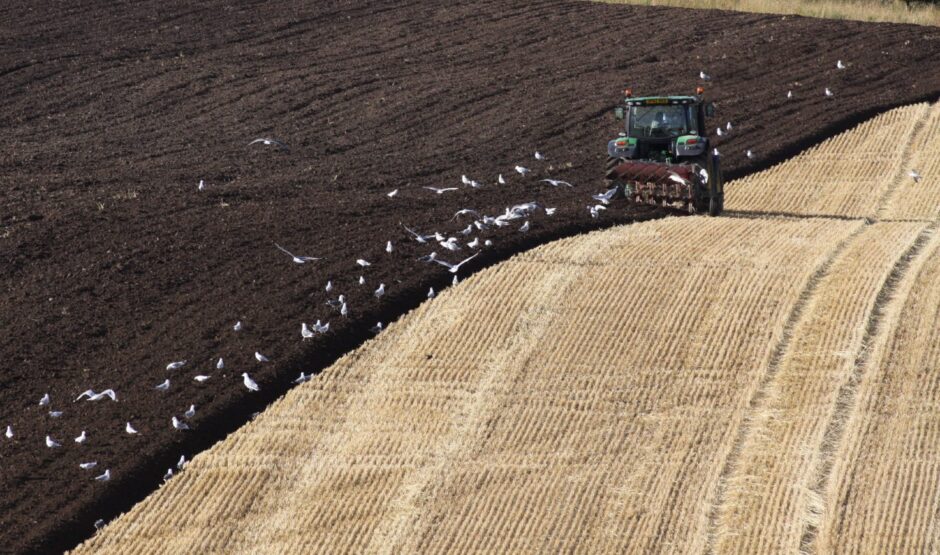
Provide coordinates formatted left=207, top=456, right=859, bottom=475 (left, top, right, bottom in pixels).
left=608, top=88, right=715, bottom=163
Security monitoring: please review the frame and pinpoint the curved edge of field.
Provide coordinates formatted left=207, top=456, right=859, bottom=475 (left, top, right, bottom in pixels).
left=72, top=100, right=940, bottom=554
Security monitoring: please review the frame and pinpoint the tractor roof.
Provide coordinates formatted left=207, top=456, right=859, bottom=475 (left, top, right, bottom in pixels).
left=625, top=96, right=700, bottom=106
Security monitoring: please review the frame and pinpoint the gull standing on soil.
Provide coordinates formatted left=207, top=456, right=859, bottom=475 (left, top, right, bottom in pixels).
left=535, top=151, right=547, bottom=161
left=125, top=422, right=138, bottom=435
left=166, top=360, right=186, bottom=371
left=787, top=90, right=793, bottom=99
left=514, top=165, right=531, bottom=176
left=541, top=179, right=572, bottom=187
left=484, top=239, right=493, bottom=247
left=325, top=280, right=333, bottom=292
left=357, top=259, right=371, bottom=267
left=386, top=241, right=393, bottom=254
left=424, top=186, right=458, bottom=195
left=4, top=425, right=11, bottom=439
left=340, top=302, right=348, bottom=317
left=248, top=137, right=290, bottom=151
left=726, top=122, right=733, bottom=132
left=374, top=283, right=385, bottom=298
left=825, top=87, right=834, bottom=98
left=302, top=322, right=315, bottom=340
left=545, top=207, right=557, bottom=216
left=275, top=243, right=321, bottom=264
left=746, top=150, right=755, bottom=160
left=155, top=379, right=170, bottom=391
left=294, top=372, right=312, bottom=384
left=909, top=170, right=923, bottom=183
left=164, top=468, right=173, bottom=481
left=217, top=358, right=224, bottom=370
left=49, top=410, right=63, bottom=418
left=387, top=189, right=399, bottom=198
left=46, top=435, right=61, bottom=448
left=184, top=405, right=196, bottom=419
left=713, top=147, right=720, bottom=157
left=197, top=179, right=205, bottom=191
left=428, top=287, right=436, bottom=299
left=498, top=174, right=506, bottom=185
left=75, top=431, right=87, bottom=444
left=699, top=70, right=711, bottom=81
left=255, top=352, right=270, bottom=363
left=358, top=276, right=366, bottom=285
left=467, top=237, right=480, bottom=249
left=434, top=253, right=480, bottom=274
left=39, top=393, right=50, bottom=406
left=80, top=462, right=97, bottom=470
left=589, top=205, right=607, bottom=218
left=461, top=175, right=472, bottom=186
left=837, top=59, right=846, bottom=69
left=233, top=321, right=243, bottom=332
left=177, top=455, right=187, bottom=470
left=95, top=469, right=111, bottom=482
left=716, top=127, right=724, bottom=136
left=242, top=373, right=260, bottom=392
left=314, top=320, right=330, bottom=333
left=194, top=375, right=211, bottom=383
left=172, top=417, right=189, bottom=431
left=519, top=221, right=530, bottom=233
left=370, top=322, right=383, bottom=333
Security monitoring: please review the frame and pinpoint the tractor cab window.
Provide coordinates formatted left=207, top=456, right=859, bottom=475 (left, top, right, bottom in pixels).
left=628, top=104, right=697, bottom=138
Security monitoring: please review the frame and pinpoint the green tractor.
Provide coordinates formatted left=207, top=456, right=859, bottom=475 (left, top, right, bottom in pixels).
left=605, top=87, right=723, bottom=216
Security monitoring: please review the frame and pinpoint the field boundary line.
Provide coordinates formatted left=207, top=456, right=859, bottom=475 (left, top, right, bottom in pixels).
left=703, top=219, right=867, bottom=554
left=798, top=220, right=939, bottom=552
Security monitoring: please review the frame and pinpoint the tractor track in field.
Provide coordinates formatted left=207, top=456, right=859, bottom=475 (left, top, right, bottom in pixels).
left=3, top=0, right=940, bottom=552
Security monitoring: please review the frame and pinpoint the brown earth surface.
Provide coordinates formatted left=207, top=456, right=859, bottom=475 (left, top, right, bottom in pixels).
left=1, top=0, right=939, bottom=552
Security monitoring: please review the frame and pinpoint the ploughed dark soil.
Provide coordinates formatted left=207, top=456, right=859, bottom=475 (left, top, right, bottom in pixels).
left=1, top=0, right=939, bottom=552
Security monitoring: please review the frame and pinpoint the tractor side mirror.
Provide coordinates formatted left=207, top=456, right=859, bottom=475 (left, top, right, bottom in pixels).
left=614, top=107, right=625, bottom=120
left=705, top=102, right=716, bottom=117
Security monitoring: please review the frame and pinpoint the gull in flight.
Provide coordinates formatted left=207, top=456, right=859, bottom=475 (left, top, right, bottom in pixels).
left=217, top=358, right=224, bottom=370
left=699, top=70, right=711, bottom=81
left=248, top=137, right=290, bottom=151
left=909, top=169, right=922, bottom=183
left=80, top=461, right=97, bottom=470
left=746, top=150, right=755, bottom=159
left=825, top=87, right=834, bottom=97
left=294, top=372, right=312, bottom=384
left=233, top=321, right=243, bottom=332
left=402, top=224, right=433, bottom=243
left=126, top=422, right=139, bottom=434
left=374, top=283, right=385, bottom=298
left=39, top=393, right=50, bottom=406
left=4, top=426, right=11, bottom=439
left=514, top=165, right=531, bottom=176
left=184, top=405, right=196, bottom=419
left=519, top=221, right=530, bottom=233
left=418, top=252, right=438, bottom=263
left=172, top=417, right=189, bottom=431
left=242, top=372, right=260, bottom=392
left=424, top=186, right=458, bottom=195
left=440, top=237, right=461, bottom=251
left=498, top=174, right=506, bottom=185
left=386, top=241, right=393, bottom=254
left=668, top=172, right=690, bottom=186
left=95, top=469, right=111, bottom=482
left=155, top=379, right=170, bottom=391
left=535, top=151, right=547, bottom=161
left=541, top=179, right=572, bottom=187
left=302, top=322, right=315, bottom=340
left=255, top=352, right=270, bottom=363
left=166, top=360, right=186, bottom=371
left=75, top=389, right=117, bottom=402
left=589, top=204, right=607, bottom=218
left=194, top=375, right=210, bottom=383
left=593, top=187, right=619, bottom=205
left=75, top=430, right=87, bottom=444
left=837, top=59, right=846, bottom=69
left=434, top=252, right=480, bottom=274
left=545, top=207, right=557, bottom=216
left=46, top=435, right=61, bottom=448
left=428, top=287, right=436, bottom=299
left=356, top=259, right=371, bottom=267
left=275, top=243, right=321, bottom=264
left=452, top=208, right=480, bottom=220
left=387, top=189, right=399, bottom=198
